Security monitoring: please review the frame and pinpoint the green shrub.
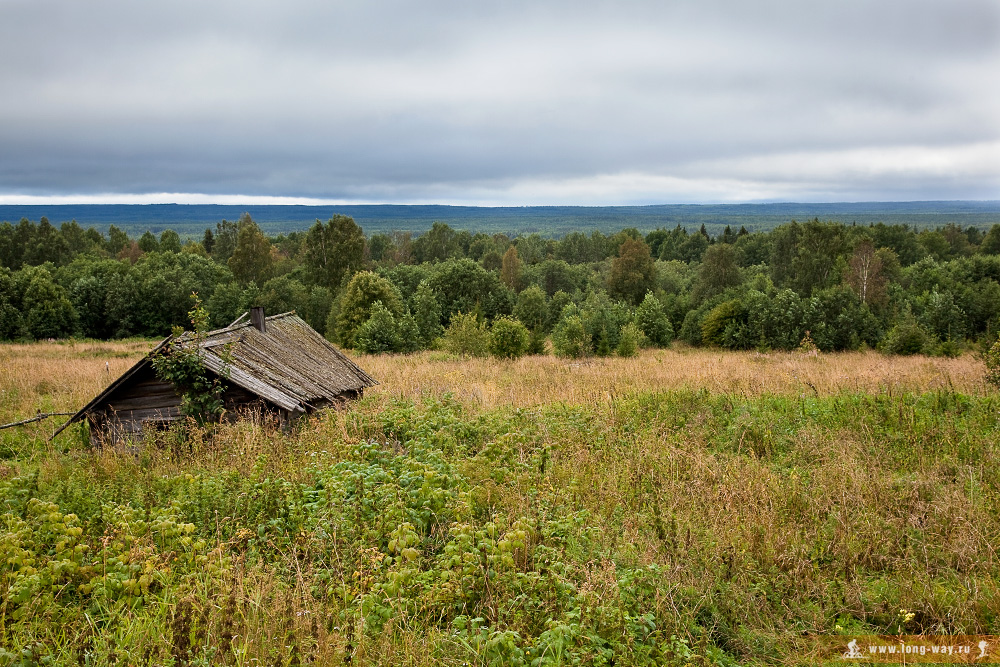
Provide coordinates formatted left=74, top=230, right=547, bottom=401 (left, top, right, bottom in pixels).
left=150, top=295, right=225, bottom=425
left=580, top=291, right=629, bottom=356
left=678, top=307, right=707, bottom=346
left=442, top=312, right=490, bottom=357
left=412, top=280, right=443, bottom=348
left=552, top=315, right=590, bottom=358
left=489, top=316, right=530, bottom=359
left=526, top=327, right=547, bottom=355
left=617, top=322, right=642, bottom=357
left=337, top=271, right=405, bottom=348
left=397, top=312, right=421, bottom=353
left=546, top=290, right=573, bottom=330
left=513, top=285, right=548, bottom=332
left=986, top=335, right=1000, bottom=389
left=935, top=338, right=962, bottom=358
left=882, top=316, right=931, bottom=355
left=919, top=290, right=966, bottom=342
left=700, top=299, right=743, bottom=347
left=355, top=301, right=403, bottom=353
left=635, top=292, right=674, bottom=347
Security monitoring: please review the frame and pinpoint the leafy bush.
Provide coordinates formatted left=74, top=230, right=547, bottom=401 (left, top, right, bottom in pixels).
left=355, top=301, right=403, bottom=353
left=428, top=258, right=513, bottom=323
left=986, top=334, right=1000, bottom=388
left=397, top=312, right=421, bottom=353
left=526, top=327, right=547, bottom=355
left=933, top=338, right=963, bottom=358
left=546, top=290, right=573, bottom=330
left=580, top=291, right=629, bottom=356
left=801, top=286, right=882, bottom=352
left=882, top=315, right=932, bottom=355
left=442, top=312, right=490, bottom=357
left=678, top=306, right=708, bottom=346
left=411, top=280, right=443, bottom=348
left=700, top=300, right=743, bottom=347
left=489, top=316, right=530, bottom=359
left=919, top=290, right=966, bottom=341
left=257, top=275, right=309, bottom=318
left=617, top=322, right=642, bottom=357
left=635, top=291, right=674, bottom=347
left=514, top=285, right=548, bottom=332
left=552, top=315, right=590, bottom=358
left=336, top=271, right=405, bottom=349
left=740, top=288, right=805, bottom=351
left=22, top=267, right=77, bottom=339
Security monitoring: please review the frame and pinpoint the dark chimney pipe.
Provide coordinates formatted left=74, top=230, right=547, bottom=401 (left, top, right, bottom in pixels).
left=250, top=306, right=266, bottom=333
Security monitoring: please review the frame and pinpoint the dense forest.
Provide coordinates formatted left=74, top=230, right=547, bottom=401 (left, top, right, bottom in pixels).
left=3, top=213, right=1000, bottom=357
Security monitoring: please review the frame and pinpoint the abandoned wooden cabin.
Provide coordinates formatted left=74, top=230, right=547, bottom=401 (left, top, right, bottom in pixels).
left=53, top=307, right=377, bottom=444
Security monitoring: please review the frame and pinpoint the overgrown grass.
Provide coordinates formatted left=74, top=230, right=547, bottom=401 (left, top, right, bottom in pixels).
left=1, top=378, right=998, bottom=665
left=1, top=342, right=990, bottom=427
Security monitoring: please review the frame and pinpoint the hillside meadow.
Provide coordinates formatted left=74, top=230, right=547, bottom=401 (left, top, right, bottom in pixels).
left=1, top=341, right=998, bottom=665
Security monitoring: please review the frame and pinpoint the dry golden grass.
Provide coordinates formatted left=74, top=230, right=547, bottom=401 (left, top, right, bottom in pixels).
left=356, top=346, right=991, bottom=408
left=0, top=339, right=151, bottom=422
left=0, top=340, right=990, bottom=424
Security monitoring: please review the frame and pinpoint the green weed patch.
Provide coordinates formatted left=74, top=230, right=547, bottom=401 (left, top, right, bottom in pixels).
left=0, top=390, right=998, bottom=665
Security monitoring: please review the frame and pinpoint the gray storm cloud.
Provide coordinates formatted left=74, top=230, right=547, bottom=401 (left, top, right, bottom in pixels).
left=0, top=0, right=997, bottom=204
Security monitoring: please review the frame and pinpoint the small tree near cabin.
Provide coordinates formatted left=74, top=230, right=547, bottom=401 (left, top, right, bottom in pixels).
left=151, top=295, right=228, bottom=426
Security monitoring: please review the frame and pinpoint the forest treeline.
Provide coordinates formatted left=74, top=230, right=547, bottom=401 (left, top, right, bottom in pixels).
left=3, top=213, right=1000, bottom=357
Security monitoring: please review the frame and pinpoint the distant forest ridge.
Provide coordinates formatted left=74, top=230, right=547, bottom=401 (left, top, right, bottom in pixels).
left=2, top=201, right=999, bottom=237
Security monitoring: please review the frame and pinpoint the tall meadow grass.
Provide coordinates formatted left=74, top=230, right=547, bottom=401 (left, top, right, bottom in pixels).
left=0, top=341, right=997, bottom=665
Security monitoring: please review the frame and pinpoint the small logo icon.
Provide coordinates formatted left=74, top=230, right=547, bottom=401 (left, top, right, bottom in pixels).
left=843, top=639, right=864, bottom=659
left=978, top=640, right=989, bottom=660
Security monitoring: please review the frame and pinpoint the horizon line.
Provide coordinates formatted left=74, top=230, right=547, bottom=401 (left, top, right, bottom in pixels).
left=1, top=195, right=999, bottom=208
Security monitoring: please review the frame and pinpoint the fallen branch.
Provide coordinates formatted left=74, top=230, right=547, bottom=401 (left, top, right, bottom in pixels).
left=0, top=412, right=76, bottom=430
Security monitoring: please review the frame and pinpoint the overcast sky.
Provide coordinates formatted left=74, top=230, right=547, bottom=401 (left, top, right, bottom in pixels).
left=1, top=0, right=998, bottom=205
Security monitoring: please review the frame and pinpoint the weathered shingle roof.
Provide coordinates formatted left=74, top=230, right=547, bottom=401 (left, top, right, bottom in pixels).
left=52, top=311, right=376, bottom=437
left=183, top=311, right=377, bottom=412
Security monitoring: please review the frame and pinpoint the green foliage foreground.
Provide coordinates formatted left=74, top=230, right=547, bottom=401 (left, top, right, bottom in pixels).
left=2, top=389, right=999, bottom=665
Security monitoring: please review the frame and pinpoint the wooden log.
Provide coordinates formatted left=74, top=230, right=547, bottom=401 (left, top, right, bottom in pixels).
left=0, top=412, right=75, bottom=430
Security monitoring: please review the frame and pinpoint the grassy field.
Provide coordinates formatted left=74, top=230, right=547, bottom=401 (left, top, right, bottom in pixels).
left=1, top=342, right=998, bottom=665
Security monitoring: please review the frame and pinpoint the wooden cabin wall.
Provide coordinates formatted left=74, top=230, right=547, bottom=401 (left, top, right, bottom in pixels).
left=87, top=364, right=181, bottom=443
